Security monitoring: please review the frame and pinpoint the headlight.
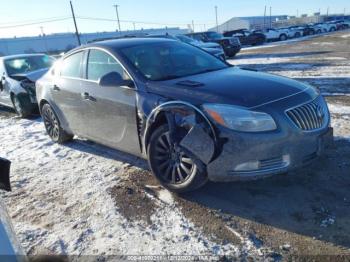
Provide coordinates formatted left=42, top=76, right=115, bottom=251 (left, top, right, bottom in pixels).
left=203, top=104, right=277, bottom=132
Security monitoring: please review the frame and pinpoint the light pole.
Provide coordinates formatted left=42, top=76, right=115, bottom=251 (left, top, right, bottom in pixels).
left=113, top=4, right=122, bottom=35
left=215, top=6, right=219, bottom=32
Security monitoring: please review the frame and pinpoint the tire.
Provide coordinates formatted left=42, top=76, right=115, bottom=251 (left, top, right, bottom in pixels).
left=316, top=29, right=322, bottom=34
left=226, top=51, right=237, bottom=58
left=11, top=94, right=32, bottom=118
left=147, top=124, right=208, bottom=193
left=279, top=34, right=287, bottom=41
left=295, top=32, right=301, bottom=38
left=41, top=103, right=73, bottom=144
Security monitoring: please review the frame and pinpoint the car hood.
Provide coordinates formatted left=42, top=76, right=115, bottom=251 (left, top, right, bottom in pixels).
left=10, top=68, right=49, bottom=82
left=146, top=67, right=314, bottom=108
left=195, top=42, right=221, bottom=49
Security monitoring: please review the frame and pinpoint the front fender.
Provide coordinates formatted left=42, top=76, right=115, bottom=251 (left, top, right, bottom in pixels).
left=143, top=101, right=217, bottom=164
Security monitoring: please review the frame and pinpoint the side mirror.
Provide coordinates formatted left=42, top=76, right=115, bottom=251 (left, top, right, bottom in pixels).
left=99, top=72, right=134, bottom=88
left=0, top=157, right=11, bottom=192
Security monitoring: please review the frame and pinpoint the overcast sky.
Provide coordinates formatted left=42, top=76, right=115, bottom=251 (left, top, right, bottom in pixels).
left=0, top=0, right=349, bottom=38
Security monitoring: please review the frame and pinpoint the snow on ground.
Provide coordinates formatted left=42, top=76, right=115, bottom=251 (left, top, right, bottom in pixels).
left=0, top=115, right=241, bottom=257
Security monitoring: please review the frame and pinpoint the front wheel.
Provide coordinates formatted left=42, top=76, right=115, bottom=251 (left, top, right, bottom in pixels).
left=147, top=125, right=208, bottom=193
left=41, top=103, right=73, bottom=143
left=11, top=94, right=32, bottom=118
left=279, top=34, right=287, bottom=41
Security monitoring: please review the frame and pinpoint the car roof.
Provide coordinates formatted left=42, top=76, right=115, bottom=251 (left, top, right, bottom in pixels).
left=0, top=53, right=47, bottom=61
left=68, top=38, right=176, bottom=55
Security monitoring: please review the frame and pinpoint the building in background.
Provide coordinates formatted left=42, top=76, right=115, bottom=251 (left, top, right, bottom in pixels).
left=210, top=15, right=288, bottom=32
left=0, top=27, right=188, bottom=56
left=212, top=14, right=350, bottom=33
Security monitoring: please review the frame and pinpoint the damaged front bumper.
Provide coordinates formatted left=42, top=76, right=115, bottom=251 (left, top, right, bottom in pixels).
left=206, top=126, right=333, bottom=182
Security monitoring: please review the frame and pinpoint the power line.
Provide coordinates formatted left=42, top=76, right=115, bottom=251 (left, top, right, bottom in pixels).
left=0, top=17, right=71, bottom=29
left=0, top=16, right=70, bottom=26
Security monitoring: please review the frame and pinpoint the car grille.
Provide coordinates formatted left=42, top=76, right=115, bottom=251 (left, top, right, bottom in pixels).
left=260, top=156, right=285, bottom=170
left=229, top=37, right=241, bottom=46
left=286, top=96, right=328, bottom=131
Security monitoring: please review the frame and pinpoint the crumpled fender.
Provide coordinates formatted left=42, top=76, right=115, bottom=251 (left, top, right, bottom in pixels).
left=144, top=101, right=217, bottom=164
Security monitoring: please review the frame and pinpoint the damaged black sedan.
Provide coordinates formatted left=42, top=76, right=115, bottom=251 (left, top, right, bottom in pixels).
left=36, top=38, right=332, bottom=193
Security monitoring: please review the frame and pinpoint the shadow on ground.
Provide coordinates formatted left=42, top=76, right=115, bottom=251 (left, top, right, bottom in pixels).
left=182, top=139, right=350, bottom=250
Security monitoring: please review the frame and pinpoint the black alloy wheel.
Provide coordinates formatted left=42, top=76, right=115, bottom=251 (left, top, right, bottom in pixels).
left=148, top=124, right=207, bottom=193
left=41, top=104, right=72, bottom=143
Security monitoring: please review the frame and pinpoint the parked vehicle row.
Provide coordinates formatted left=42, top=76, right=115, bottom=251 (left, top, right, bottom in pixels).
left=146, top=34, right=226, bottom=60
left=223, top=29, right=266, bottom=46
left=244, top=20, right=350, bottom=43
left=186, top=31, right=241, bottom=57
left=0, top=37, right=333, bottom=193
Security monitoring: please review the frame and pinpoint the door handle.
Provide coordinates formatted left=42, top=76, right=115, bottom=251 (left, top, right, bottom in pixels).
left=81, top=92, right=94, bottom=101
left=53, top=85, right=60, bottom=91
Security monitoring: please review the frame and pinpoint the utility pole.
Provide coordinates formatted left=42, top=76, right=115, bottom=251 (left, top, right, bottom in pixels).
left=40, top=26, right=48, bottom=53
left=215, top=6, right=219, bottom=32
left=297, top=9, right=299, bottom=17
left=269, top=6, right=272, bottom=28
left=113, top=4, right=122, bottom=35
left=70, top=1, right=81, bottom=45
left=263, top=6, right=266, bottom=29
left=133, top=22, right=136, bottom=32
left=326, top=7, right=329, bottom=18
left=192, top=20, right=195, bottom=32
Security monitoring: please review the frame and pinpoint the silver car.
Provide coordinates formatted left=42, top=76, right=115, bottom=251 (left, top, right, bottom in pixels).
left=0, top=54, right=54, bottom=117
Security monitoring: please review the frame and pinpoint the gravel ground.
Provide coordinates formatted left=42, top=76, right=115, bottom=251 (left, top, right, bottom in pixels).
left=1, top=30, right=350, bottom=260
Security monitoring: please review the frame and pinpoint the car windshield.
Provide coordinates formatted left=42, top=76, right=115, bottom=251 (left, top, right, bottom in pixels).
left=206, top=32, right=223, bottom=39
left=121, top=41, right=228, bottom=81
left=4, top=55, right=54, bottom=76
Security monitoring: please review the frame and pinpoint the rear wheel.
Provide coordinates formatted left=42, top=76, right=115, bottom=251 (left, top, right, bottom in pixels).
left=147, top=124, right=207, bottom=193
left=41, top=103, right=73, bottom=143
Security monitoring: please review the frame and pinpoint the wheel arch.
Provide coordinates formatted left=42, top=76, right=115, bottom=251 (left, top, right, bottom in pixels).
left=143, top=101, right=217, bottom=163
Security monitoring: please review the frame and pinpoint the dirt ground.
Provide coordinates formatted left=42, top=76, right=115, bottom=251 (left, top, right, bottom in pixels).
left=1, top=30, right=350, bottom=260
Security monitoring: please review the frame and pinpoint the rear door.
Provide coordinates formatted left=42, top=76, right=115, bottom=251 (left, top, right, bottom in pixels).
left=79, top=48, right=140, bottom=155
left=52, top=51, right=86, bottom=134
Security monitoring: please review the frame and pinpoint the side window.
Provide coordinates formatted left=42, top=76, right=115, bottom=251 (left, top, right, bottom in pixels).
left=192, top=34, right=203, bottom=41
left=87, top=49, right=129, bottom=81
left=61, top=52, right=83, bottom=78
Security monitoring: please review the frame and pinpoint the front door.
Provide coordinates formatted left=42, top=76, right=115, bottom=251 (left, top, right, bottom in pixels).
left=80, top=49, right=140, bottom=155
